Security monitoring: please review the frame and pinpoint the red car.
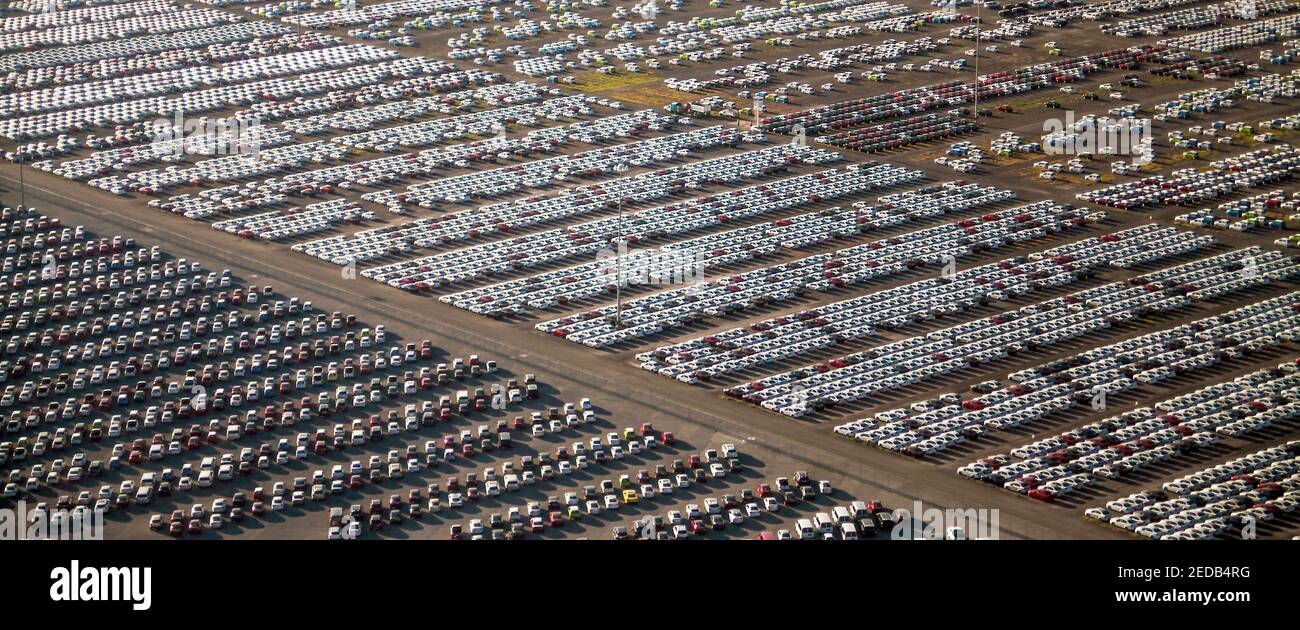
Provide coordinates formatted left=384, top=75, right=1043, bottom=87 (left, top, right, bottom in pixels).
left=639, top=423, right=655, bottom=436
left=1027, top=488, right=1055, bottom=502
left=548, top=512, right=564, bottom=528
left=661, top=431, right=675, bottom=445
left=689, top=519, right=708, bottom=535
left=757, top=484, right=772, bottom=497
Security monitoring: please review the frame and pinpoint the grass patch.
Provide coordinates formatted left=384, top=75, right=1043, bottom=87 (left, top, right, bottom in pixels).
left=574, top=70, right=663, bottom=93
left=613, top=85, right=683, bottom=108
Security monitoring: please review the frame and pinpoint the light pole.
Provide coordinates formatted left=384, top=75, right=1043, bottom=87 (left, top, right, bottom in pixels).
left=615, top=197, right=624, bottom=328
left=972, top=1, right=981, bottom=127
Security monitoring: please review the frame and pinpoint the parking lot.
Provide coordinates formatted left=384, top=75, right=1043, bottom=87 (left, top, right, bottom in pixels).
left=4, top=0, right=1300, bottom=540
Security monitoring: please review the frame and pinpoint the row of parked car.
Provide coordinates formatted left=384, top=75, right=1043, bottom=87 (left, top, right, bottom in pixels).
left=1152, top=72, right=1297, bottom=128
left=1076, top=146, right=1300, bottom=210
left=282, top=0, right=506, bottom=29
left=7, top=46, right=469, bottom=165
left=0, top=19, right=290, bottom=77
left=137, top=92, right=624, bottom=219
left=211, top=199, right=380, bottom=242
left=330, top=133, right=793, bottom=273
left=1027, top=0, right=1196, bottom=24
left=818, top=111, right=976, bottom=154
left=740, top=245, right=1299, bottom=418
left=47, top=125, right=297, bottom=182
left=663, top=36, right=942, bottom=95
left=365, top=144, right=841, bottom=294
left=1102, top=0, right=1296, bottom=38
left=437, top=162, right=905, bottom=316
left=0, top=5, right=236, bottom=54
left=843, top=287, right=1300, bottom=461
left=2, top=200, right=593, bottom=542
left=757, top=46, right=1165, bottom=137
left=2, top=54, right=451, bottom=140
left=358, top=112, right=721, bottom=212
left=0, top=0, right=177, bottom=33
left=543, top=182, right=1027, bottom=349
left=1158, top=13, right=1300, bottom=53
left=1089, top=441, right=1300, bottom=539
left=128, top=396, right=635, bottom=537
left=326, top=92, right=597, bottom=152
left=285, top=79, right=545, bottom=136
left=643, top=222, right=1202, bottom=384
left=596, top=0, right=910, bottom=59
left=63, top=64, right=509, bottom=193
left=2, top=29, right=345, bottom=95
left=234, top=125, right=764, bottom=263
left=3, top=43, right=401, bottom=120
left=347, top=436, right=758, bottom=539
left=963, top=361, right=1300, bottom=500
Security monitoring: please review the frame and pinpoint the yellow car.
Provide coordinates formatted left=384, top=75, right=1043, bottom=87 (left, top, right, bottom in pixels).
left=621, top=490, right=639, bottom=505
